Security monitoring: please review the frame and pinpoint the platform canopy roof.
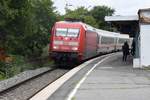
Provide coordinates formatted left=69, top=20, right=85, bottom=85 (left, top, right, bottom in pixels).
left=105, top=15, right=139, bottom=37
left=105, top=15, right=139, bottom=22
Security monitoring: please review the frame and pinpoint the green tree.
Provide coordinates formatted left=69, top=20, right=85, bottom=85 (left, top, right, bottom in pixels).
left=0, top=0, right=18, bottom=49
left=21, top=0, right=57, bottom=58
left=0, top=0, right=57, bottom=78
left=90, top=6, right=115, bottom=30
left=64, top=6, right=114, bottom=30
left=83, top=16, right=98, bottom=28
left=65, top=7, right=88, bottom=19
left=0, top=0, right=32, bottom=54
left=0, top=0, right=57, bottom=57
left=64, top=7, right=98, bottom=28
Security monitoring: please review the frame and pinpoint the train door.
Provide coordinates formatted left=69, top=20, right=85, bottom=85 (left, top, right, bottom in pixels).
left=84, top=30, right=97, bottom=59
left=114, top=37, right=118, bottom=51
left=96, top=33, right=100, bottom=54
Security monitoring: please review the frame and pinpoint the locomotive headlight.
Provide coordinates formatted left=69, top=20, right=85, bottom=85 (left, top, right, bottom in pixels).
left=68, top=42, right=79, bottom=46
left=53, top=40, right=63, bottom=45
left=72, top=47, right=78, bottom=51
left=53, top=46, right=59, bottom=49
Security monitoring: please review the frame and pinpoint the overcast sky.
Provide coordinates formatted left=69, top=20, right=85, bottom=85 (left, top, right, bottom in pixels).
left=52, top=0, right=150, bottom=15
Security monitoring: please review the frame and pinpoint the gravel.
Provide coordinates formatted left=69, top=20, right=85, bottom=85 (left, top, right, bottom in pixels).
left=0, top=67, right=51, bottom=92
left=0, top=68, right=68, bottom=100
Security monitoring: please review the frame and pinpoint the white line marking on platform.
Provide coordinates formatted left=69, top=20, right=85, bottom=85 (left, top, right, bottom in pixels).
left=30, top=54, right=108, bottom=100
left=66, top=55, right=111, bottom=100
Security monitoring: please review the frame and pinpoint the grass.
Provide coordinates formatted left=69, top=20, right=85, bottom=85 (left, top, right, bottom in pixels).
left=0, top=73, right=5, bottom=80
left=0, top=45, right=54, bottom=81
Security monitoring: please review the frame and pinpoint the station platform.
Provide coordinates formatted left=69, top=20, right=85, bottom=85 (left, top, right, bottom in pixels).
left=68, top=53, right=150, bottom=100
left=31, top=52, right=150, bottom=100
left=67, top=53, right=150, bottom=100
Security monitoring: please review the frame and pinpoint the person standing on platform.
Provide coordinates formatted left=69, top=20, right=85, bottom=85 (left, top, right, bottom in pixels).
left=122, top=41, right=129, bottom=61
left=131, top=39, right=135, bottom=56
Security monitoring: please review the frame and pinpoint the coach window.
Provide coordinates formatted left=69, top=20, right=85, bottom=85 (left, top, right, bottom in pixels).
left=67, top=28, right=79, bottom=37
left=119, top=38, right=126, bottom=44
left=119, top=38, right=123, bottom=44
left=56, top=28, right=67, bottom=37
left=101, top=37, right=107, bottom=44
left=101, top=37, right=114, bottom=44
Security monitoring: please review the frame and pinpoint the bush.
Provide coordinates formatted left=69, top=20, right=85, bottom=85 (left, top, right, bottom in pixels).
left=0, top=61, right=13, bottom=79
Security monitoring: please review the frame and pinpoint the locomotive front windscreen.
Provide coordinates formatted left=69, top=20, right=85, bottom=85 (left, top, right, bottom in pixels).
left=67, top=28, right=79, bottom=37
left=56, top=28, right=79, bottom=37
left=56, top=28, right=67, bottom=37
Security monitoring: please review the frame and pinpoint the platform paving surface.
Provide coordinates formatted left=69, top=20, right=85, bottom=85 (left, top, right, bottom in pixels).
left=48, top=53, right=150, bottom=100
left=74, top=53, right=150, bottom=100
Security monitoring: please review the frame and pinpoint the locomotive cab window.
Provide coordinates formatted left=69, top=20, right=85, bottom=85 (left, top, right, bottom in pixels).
left=56, top=28, right=67, bottom=36
left=67, top=28, right=79, bottom=37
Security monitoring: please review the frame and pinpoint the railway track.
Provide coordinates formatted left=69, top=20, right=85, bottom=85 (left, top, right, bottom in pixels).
left=0, top=53, right=113, bottom=100
left=0, top=68, right=69, bottom=100
left=29, top=53, right=111, bottom=100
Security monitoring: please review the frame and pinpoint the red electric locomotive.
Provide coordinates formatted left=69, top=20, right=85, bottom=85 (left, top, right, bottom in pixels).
left=49, top=21, right=98, bottom=66
left=49, top=20, right=131, bottom=67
